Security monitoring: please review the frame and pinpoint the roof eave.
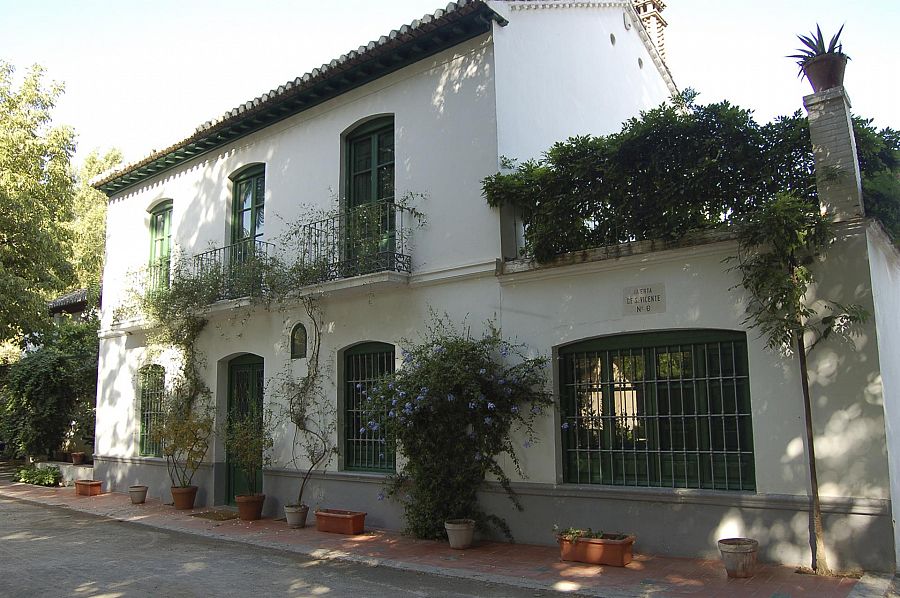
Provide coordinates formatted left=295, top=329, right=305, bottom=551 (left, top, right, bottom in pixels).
left=95, top=1, right=506, bottom=196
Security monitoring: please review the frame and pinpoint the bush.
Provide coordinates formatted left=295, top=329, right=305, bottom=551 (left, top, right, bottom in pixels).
left=483, top=91, right=900, bottom=261
left=16, top=465, right=62, bottom=487
left=0, top=317, right=98, bottom=459
left=362, top=317, right=552, bottom=540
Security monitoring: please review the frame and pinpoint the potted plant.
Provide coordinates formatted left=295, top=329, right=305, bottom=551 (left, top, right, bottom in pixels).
left=555, top=526, right=636, bottom=567
left=277, top=299, right=338, bottom=529
left=444, top=518, right=476, bottom=550
left=152, top=389, right=214, bottom=510
left=226, top=403, right=274, bottom=521
left=315, top=508, right=367, bottom=534
left=70, top=451, right=86, bottom=465
left=718, top=537, right=759, bottom=578
left=74, top=479, right=103, bottom=496
left=789, top=24, right=849, bottom=93
left=129, top=485, right=149, bottom=504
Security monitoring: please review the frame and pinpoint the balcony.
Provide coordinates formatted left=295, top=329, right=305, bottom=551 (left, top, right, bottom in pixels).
left=188, top=201, right=413, bottom=303
left=297, top=200, right=412, bottom=281
left=193, top=239, right=274, bottom=302
left=147, top=256, right=171, bottom=293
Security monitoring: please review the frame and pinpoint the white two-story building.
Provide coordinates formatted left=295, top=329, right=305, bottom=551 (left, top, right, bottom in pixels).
left=93, top=0, right=899, bottom=571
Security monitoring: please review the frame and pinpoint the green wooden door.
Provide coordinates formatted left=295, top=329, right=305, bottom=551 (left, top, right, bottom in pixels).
left=227, top=354, right=264, bottom=504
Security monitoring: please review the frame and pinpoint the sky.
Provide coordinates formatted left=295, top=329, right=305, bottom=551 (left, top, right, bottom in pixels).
left=1, top=0, right=898, bottom=166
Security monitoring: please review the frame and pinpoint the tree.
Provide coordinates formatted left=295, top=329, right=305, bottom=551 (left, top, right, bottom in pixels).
left=0, top=62, right=77, bottom=342
left=853, top=118, right=900, bottom=242
left=0, top=315, right=99, bottom=459
left=731, top=194, right=867, bottom=575
left=67, top=148, right=123, bottom=302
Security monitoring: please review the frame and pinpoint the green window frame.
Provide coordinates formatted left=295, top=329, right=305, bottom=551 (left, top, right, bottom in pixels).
left=344, top=118, right=396, bottom=272
left=346, top=117, right=394, bottom=209
left=290, top=323, right=307, bottom=360
left=231, top=165, right=265, bottom=246
left=138, top=364, right=166, bottom=457
left=559, top=330, right=755, bottom=491
left=344, top=342, right=395, bottom=472
left=148, top=201, right=172, bottom=290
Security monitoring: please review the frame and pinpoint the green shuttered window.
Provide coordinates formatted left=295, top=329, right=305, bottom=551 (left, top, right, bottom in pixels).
left=344, top=342, right=395, bottom=472
left=232, top=166, right=265, bottom=245
left=290, top=323, right=307, bottom=360
left=346, top=118, right=394, bottom=209
left=148, top=201, right=172, bottom=291
left=560, top=330, right=755, bottom=491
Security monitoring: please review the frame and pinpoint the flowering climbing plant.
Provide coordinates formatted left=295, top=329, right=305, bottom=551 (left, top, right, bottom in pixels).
left=361, top=317, right=552, bottom=540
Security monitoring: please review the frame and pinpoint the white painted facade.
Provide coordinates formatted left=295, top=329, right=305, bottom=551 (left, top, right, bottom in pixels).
left=867, top=223, right=900, bottom=569
left=94, top=1, right=896, bottom=572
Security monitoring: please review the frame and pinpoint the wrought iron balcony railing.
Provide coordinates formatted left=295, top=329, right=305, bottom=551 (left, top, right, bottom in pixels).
left=192, top=239, right=274, bottom=301
left=296, top=200, right=412, bottom=281
left=146, top=256, right=171, bottom=293
left=181, top=201, right=412, bottom=304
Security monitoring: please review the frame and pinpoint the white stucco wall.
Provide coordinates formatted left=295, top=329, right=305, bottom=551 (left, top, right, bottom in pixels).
left=100, top=34, right=501, bottom=332
left=498, top=238, right=889, bottom=501
left=867, top=223, right=900, bottom=572
left=488, top=0, right=673, bottom=163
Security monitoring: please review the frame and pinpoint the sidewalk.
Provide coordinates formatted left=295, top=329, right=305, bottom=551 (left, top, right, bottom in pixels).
left=0, top=479, right=885, bottom=598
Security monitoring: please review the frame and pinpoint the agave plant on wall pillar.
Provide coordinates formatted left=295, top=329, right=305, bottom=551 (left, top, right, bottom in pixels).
left=790, top=24, right=850, bottom=93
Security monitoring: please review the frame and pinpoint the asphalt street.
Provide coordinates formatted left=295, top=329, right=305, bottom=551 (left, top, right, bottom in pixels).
left=0, top=497, right=569, bottom=598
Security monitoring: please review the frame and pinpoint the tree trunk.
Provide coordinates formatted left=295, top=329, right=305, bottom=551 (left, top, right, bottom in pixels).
left=796, top=333, right=832, bottom=576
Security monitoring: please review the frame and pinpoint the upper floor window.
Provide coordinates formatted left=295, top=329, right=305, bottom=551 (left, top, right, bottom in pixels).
left=559, top=330, right=755, bottom=491
left=231, top=165, right=265, bottom=245
left=148, top=201, right=172, bottom=290
left=346, top=117, right=393, bottom=209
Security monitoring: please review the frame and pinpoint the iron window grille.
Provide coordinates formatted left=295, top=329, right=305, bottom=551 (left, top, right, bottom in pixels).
left=344, top=342, right=395, bottom=472
left=559, top=330, right=755, bottom=491
left=138, top=365, right=166, bottom=457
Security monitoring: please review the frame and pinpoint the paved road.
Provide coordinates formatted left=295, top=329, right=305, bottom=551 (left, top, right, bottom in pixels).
left=0, top=496, right=568, bottom=598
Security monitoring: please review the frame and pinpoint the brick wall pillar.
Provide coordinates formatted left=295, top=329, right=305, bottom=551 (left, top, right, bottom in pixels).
left=803, top=86, right=864, bottom=221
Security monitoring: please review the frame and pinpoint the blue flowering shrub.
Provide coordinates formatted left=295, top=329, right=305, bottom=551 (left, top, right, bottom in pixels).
left=361, top=318, right=552, bottom=540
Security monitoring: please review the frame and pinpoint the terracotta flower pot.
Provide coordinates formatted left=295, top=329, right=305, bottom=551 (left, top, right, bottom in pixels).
left=558, top=534, right=635, bottom=567
left=129, top=485, right=148, bottom=504
left=802, top=54, right=848, bottom=93
left=236, top=494, right=266, bottom=521
left=444, top=519, right=475, bottom=549
left=70, top=452, right=86, bottom=465
left=74, top=480, right=102, bottom=496
left=718, top=537, right=758, bottom=578
left=284, top=504, right=310, bottom=529
left=315, top=509, right=366, bottom=534
left=171, top=485, right=198, bottom=510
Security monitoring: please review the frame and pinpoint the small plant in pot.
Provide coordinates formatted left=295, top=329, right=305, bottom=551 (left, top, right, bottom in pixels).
left=226, top=402, right=274, bottom=522
left=444, top=518, right=476, bottom=550
left=275, top=299, right=337, bottom=529
left=789, top=24, right=849, bottom=93
left=152, top=382, right=214, bottom=510
left=554, top=525, right=636, bottom=567
left=129, top=485, right=149, bottom=504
